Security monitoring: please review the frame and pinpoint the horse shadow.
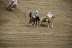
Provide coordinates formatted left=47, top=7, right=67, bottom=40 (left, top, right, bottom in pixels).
left=24, top=24, right=36, bottom=28
left=40, top=24, right=48, bottom=28
left=6, top=8, right=12, bottom=11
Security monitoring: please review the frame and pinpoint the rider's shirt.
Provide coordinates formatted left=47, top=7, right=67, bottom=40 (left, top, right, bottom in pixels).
left=32, top=12, right=37, bottom=18
left=12, top=0, right=17, bottom=4
left=34, top=12, right=37, bottom=16
left=47, top=13, right=52, bottom=19
left=12, top=0, right=17, bottom=3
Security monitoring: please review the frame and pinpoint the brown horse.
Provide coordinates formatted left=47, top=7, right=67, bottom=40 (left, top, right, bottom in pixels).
left=7, top=2, right=17, bottom=11
left=40, top=15, right=56, bottom=28
left=29, top=12, right=40, bottom=26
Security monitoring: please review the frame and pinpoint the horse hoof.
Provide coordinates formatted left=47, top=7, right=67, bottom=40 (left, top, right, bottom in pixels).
left=52, top=27, right=54, bottom=28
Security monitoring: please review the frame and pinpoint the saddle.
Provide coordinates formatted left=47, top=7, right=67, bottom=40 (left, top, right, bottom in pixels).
left=32, top=15, right=38, bottom=19
left=46, top=18, right=50, bottom=22
left=32, top=16, right=36, bottom=18
left=31, top=16, right=40, bottom=20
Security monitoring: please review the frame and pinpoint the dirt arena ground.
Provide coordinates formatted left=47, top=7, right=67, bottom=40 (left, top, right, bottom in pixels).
left=0, top=0, right=72, bottom=48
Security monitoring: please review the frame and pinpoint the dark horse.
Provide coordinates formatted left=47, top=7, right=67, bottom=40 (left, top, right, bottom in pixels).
left=29, top=12, right=40, bottom=26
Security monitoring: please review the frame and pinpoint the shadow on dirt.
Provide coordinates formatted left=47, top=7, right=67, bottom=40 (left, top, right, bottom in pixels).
left=40, top=24, right=47, bottom=27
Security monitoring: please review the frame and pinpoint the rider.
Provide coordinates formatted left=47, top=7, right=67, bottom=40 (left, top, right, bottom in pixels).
left=11, top=0, right=17, bottom=5
left=8, top=0, right=17, bottom=7
left=33, top=10, right=38, bottom=18
left=47, top=12, right=52, bottom=19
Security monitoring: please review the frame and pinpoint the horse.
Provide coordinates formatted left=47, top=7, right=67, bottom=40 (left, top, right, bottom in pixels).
left=29, top=12, right=40, bottom=26
left=40, top=15, right=56, bottom=28
left=7, top=2, right=17, bottom=11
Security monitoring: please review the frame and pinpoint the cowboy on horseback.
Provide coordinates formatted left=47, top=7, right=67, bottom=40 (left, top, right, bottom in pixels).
left=46, top=12, right=52, bottom=21
left=7, top=0, right=17, bottom=11
left=10, top=0, right=17, bottom=7
left=29, top=11, right=40, bottom=26
left=32, top=10, right=38, bottom=18
left=9, top=0, right=17, bottom=7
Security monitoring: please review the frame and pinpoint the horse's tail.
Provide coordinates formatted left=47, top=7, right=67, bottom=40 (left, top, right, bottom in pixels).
left=29, top=12, right=32, bottom=18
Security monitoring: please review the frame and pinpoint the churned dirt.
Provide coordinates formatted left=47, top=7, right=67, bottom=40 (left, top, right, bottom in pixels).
left=0, top=0, right=72, bottom=48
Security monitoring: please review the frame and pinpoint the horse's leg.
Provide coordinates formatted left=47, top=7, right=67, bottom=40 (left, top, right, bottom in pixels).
left=37, top=19, right=40, bottom=25
left=10, top=4, right=15, bottom=11
left=51, top=22, right=54, bottom=28
left=7, top=4, right=12, bottom=10
left=32, top=21, right=35, bottom=26
left=29, top=19, right=31, bottom=24
left=9, top=5, right=13, bottom=11
left=48, top=23, right=50, bottom=28
left=11, top=8, right=14, bottom=11
left=35, top=21, right=37, bottom=26
left=14, top=4, right=17, bottom=8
